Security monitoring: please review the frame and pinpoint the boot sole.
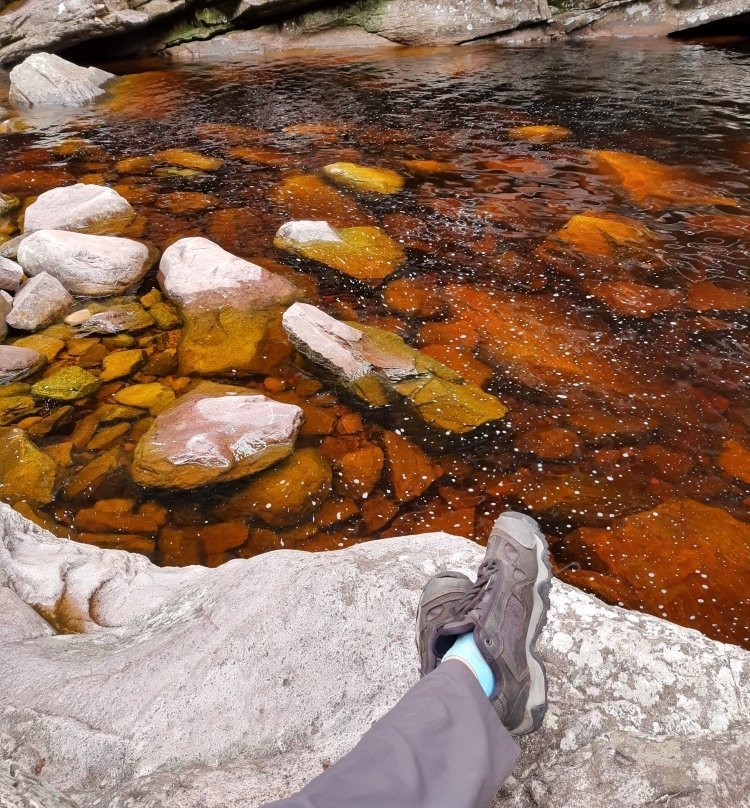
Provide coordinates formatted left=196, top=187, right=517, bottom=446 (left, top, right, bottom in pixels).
left=493, top=512, right=553, bottom=736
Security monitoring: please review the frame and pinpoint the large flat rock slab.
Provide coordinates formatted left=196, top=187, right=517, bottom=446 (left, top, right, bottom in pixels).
left=0, top=503, right=748, bottom=807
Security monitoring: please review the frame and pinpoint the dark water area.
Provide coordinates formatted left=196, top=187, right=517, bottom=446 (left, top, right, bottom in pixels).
left=0, top=39, right=749, bottom=647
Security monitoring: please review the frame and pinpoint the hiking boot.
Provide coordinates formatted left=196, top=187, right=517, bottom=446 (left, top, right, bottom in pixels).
left=439, top=511, right=552, bottom=736
left=416, top=571, right=471, bottom=677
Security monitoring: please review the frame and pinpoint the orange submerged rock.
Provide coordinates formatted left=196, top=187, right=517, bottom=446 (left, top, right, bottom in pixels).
left=588, top=150, right=738, bottom=210
left=382, top=431, right=443, bottom=503
left=561, top=498, right=750, bottom=645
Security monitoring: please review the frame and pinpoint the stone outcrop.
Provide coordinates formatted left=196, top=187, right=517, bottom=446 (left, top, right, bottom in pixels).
left=0, top=503, right=748, bottom=807
left=131, top=381, right=304, bottom=489
left=282, top=302, right=508, bottom=434
left=23, top=184, right=136, bottom=235
left=0, top=0, right=748, bottom=65
left=8, top=52, right=114, bottom=105
left=17, top=230, right=157, bottom=297
left=158, top=236, right=298, bottom=376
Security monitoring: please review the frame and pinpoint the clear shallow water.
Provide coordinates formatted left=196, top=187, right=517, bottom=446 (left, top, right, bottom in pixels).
left=1, top=39, right=749, bottom=646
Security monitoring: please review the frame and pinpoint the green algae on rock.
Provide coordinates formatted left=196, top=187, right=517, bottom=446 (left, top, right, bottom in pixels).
left=217, top=447, right=332, bottom=527
left=274, top=220, right=404, bottom=283
left=321, top=162, right=405, bottom=195
left=31, top=366, right=102, bottom=402
left=0, top=427, right=56, bottom=504
left=282, top=302, right=508, bottom=434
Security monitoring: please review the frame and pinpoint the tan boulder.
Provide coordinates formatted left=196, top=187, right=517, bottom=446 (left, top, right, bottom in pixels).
left=131, top=382, right=304, bottom=490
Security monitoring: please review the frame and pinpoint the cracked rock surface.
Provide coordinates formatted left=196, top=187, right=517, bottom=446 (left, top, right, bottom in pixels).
left=0, top=503, right=748, bottom=807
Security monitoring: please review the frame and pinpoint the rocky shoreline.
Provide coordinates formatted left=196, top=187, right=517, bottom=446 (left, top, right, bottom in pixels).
left=1, top=503, right=749, bottom=808
left=1, top=0, right=749, bottom=66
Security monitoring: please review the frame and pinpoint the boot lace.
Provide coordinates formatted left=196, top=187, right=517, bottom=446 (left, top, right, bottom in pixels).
left=455, top=559, right=498, bottom=616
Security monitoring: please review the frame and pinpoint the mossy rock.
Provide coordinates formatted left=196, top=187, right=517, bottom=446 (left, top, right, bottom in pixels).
left=31, top=367, right=102, bottom=402
left=0, top=427, right=56, bottom=504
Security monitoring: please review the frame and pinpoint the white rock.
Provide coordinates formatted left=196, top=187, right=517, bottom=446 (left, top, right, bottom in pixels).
left=276, top=219, right=343, bottom=244
left=17, top=229, right=157, bottom=297
left=0, top=503, right=747, bottom=807
left=63, top=307, right=93, bottom=326
left=23, top=183, right=135, bottom=235
left=8, top=52, right=114, bottom=107
left=0, top=256, right=25, bottom=292
left=0, top=344, right=46, bottom=384
left=6, top=271, right=72, bottom=331
left=158, top=236, right=297, bottom=308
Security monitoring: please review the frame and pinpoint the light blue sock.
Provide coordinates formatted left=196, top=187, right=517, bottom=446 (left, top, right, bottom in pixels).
left=442, top=632, right=496, bottom=698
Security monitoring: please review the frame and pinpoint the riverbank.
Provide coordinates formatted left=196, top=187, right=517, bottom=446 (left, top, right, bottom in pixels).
left=1, top=503, right=748, bottom=807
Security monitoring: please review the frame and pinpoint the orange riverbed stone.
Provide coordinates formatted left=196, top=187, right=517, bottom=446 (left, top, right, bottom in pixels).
left=509, top=124, right=572, bottom=143
left=217, top=448, right=332, bottom=527
left=585, top=281, right=683, bottom=318
left=382, top=430, right=443, bottom=503
left=717, top=439, right=750, bottom=484
left=560, top=498, right=750, bottom=645
left=588, top=150, right=738, bottom=210
left=271, top=174, right=373, bottom=228
left=686, top=281, right=750, bottom=312
left=515, top=427, right=581, bottom=459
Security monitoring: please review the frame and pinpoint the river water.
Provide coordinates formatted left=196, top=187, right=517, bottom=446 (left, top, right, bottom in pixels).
left=1, top=38, right=749, bottom=647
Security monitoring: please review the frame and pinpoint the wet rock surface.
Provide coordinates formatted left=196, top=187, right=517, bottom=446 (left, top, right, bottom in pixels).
left=131, top=382, right=304, bottom=489
left=0, top=510, right=748, bottom=807
left=6, top=272, right=72, bottom=331
left=282, top=302, right=508, bottom=434
left=158, top=236, right=298, bottom=376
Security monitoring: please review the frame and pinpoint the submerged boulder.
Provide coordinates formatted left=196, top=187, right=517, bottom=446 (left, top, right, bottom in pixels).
left=275, top=220, right=405, bottom=283
left=6, top=272, right=72, bottom=331
left=9, top=53, right=114, bottom=106
left=0, top=428, right=56, bottom=503
left=23, top=184, right=136, bottom=235
left=282, top=302, right=508, bottom=434
left=131, top=382, right=304, bottom=490
left=561, top=498, right=750, bottom=647
left=321, top=162, right=405, bottom=194
left=217, top=447, right=332, bottom=526
left=0, top=344, right=46, bottom=385
left=159, top=237, right=298, bottom=377
left=0, top=506, right=747, bottom=807
left=31, top=366, right=102, bottom=402
left=17, top=230, right=157, bottom=297
left=588, top=150, right=738, bottom=210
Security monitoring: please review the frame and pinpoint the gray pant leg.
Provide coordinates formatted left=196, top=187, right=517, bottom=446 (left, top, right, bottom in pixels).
left=264, top=659, right=520, bottom=808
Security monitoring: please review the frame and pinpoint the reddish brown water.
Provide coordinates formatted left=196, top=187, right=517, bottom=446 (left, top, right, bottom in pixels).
left=1, top=39, right=749, bottom=647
